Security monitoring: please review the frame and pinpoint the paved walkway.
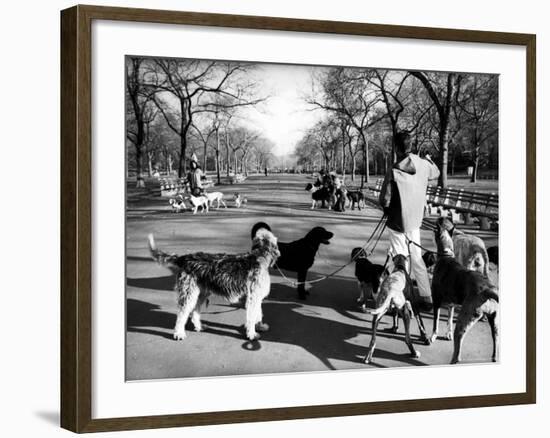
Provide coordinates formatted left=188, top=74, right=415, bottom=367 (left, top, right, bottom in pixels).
left=126, top=174, right=498, bottom=380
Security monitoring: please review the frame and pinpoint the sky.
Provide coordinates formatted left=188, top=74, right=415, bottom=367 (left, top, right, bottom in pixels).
left=240, top=63, right=324, bottom=157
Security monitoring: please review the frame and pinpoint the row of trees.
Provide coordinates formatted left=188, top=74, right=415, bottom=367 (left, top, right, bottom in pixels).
left=297, top=67, right=498, bottom=187
left=126, top=57, right=273, bottom=187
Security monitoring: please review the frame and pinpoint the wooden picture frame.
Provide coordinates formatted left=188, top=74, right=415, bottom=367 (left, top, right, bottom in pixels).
left=60, top=4, right=536, bottom=433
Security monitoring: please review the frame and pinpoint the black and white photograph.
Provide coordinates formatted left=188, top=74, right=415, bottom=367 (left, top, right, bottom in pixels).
left=125, top=56, right=500, bottom=380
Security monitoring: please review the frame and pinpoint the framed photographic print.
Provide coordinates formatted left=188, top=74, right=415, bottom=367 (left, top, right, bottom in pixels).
left=60, top=4, right=536, bottom=433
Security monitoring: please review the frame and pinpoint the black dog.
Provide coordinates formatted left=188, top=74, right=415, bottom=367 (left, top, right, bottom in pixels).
left=487, top=245, right=499, bottom=266
left=305, top=183, right=331, bottom=209
left=332, top=188, right=347, bottom=212
left=351, top=247, right=385, bottom=310
left=422, top=251, right=437, bottom=270
left=251, top=222, right=334, bottom=299
left=346, top=190, right=365, bottom=210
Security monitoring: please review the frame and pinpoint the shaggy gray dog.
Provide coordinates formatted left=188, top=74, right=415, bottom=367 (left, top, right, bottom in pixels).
left=436, top=217, right=489, bottom=277
left=148, top=228, right=280, bottom=341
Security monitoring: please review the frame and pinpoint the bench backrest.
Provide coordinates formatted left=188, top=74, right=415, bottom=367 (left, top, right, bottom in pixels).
left=372, top=181, right=498, bottom=216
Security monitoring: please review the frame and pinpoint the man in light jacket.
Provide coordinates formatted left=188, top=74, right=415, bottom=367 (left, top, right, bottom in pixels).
left=379, top=131, right=440, bottom=308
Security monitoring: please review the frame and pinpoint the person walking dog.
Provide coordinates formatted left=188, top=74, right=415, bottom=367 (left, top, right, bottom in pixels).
left=187, top=153, right=204, bottom=196
left=379, top=131, right=440, bottom=309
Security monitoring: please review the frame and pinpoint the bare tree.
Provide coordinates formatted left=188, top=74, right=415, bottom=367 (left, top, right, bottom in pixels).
left=458, top=75, right=498, bottom=182
left=126, top=57, right=156, bottom=187
left=147, top=59, right=263, bottom=177
left=308, top=67, right=384, bottom=186
left=409, top=71, right=462, bottom=187
left=190, top=118, right=216, bottom=171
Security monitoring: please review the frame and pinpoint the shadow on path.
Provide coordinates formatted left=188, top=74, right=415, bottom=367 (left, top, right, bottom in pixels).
left=127, top=275, right=174, bottom=291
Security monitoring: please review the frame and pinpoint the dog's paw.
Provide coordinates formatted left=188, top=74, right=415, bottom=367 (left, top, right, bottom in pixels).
left=445, top=331, right=454, bottom=341
left=246, top=332, right=261, bottom=341
left=193, top=324, right=202, bottom=332
left=173, top=331, right=187, bottom=340
left=363, top=355, right=372, bottom=364
left=421, top=336, right=430, bottom=346
left=412, top=350, right=421, bottom=359
left=430, top=333, right=438, bottom=344
left=255, top=322, right=270, bottom=332
left=390, top=326, right=399, bottom=334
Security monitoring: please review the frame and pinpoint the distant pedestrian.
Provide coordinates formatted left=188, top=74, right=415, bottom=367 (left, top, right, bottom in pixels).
left=264, top=167, right=268, bottom=176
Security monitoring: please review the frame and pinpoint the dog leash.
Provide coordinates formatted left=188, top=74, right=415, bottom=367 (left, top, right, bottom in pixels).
left=275, top=214, right=388, bottom=287
left=316, top=215, right=387, bottom=267
left=405, top=235, right=450, bottom=257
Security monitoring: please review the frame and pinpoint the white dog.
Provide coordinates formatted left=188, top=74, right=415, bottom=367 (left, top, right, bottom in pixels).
left=233, top=193, right=247, bottom=208
left=205, top=191, right=227, bottom=209
left=168, top=195, right=187, bottom=213
left=186, top=194, right=209, bottom=214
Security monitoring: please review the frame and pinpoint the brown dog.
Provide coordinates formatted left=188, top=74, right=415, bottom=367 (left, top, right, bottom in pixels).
left=432, top=227, right=499, bottom=364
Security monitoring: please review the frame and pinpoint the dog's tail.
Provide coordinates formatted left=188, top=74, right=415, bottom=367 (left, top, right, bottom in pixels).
left=367, top=294, right=393, bottom=316
left=148, top=234, right=180, bottom=271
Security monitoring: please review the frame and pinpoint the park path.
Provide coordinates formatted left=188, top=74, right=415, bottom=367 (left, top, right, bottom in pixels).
left=125, top=174, right=498, bottom=380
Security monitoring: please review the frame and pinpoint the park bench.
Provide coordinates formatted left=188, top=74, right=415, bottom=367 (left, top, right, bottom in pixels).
left=369, top=178, right=499, bottom=230
left=201, top=176, right=215, bottom=188
left=159, top=176, right=216, bottom=196
left=159, top=177, right=187, bottom=197
left=229, top=173, right=247, bottom=184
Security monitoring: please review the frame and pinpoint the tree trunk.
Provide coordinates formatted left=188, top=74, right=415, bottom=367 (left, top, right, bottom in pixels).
left=203, top=141, right=208, bottom=171
left=226, top=141, right=231, bottom=176
left=178, top=135, right=187, bottom=178
left=360, top=133, right=369, bottom=187
left=470, top=146, right=479, bottom=183
left=243, top=152, right=249, bottom=176
left=135, top=145, right=145, bottom=188
left=438, top=124, right=449, bottom=187
left=147, top=152, right=153, bottom=177
left=215, top=129, right=221, bottom=184
left=351, top=155, right=356, bottom=182
left=341, top=130, right=346, bottom=178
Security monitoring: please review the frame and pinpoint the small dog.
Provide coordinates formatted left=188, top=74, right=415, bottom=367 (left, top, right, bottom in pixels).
left=346, top=190, right=365, bottom=210
left=305, top=183, right=331, bottom=209
left=436, top=217, right=489, bottom=276
left=350, top=247, right=385, bottom=311
left=148, top=228, right=280, bottom=341
left=431, top=226, right=499, bottom=363
left=250, top=223, right=334, bottom=300
left=169, top=195, right=187, bottom=213
left=233, top=193, right=247, bottom=208
left=332, top=188, right=347, bottom=212
left=205, top=191, right=227, bottom=209
left=363, top=255, right=428, bottom=364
